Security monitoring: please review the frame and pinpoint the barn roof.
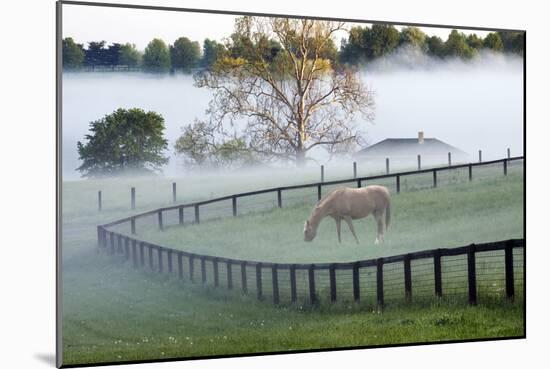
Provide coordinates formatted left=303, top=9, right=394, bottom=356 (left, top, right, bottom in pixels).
left=357, top=138, right=467, bottom=157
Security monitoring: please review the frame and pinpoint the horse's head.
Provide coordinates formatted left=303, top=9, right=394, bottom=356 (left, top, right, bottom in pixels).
left=303, top=220, right=316, bottom=242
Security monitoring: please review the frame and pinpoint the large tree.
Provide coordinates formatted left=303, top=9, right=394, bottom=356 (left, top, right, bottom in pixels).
left=142, top=38, right=171, bottom=72
left=201, top=39, right=226, bottom=69
left=444, top=30, right=474, bottom=59
left=189, top=17, right=375, bottom=166
left=77, top=108, right=169, bottom=177
left=62, top=37, right=85, bottom=68
left=483, top=32, right=504, bottom=52
left=119, top=43, right=142, bottom=67
left=170, top=37, right=201, bottom=72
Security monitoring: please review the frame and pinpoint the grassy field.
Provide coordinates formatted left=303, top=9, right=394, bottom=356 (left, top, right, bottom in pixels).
left=61, top=160, right=524, bottom=366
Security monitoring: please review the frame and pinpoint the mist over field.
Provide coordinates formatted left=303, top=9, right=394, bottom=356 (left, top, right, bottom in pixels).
left=62, top=52, right=523, bottom=180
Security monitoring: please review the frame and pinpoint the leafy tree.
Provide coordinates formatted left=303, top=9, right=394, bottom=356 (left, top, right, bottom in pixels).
left=444, top=30, right=474, bottom=58
left=174, top=120, right=258, bottom=168
left=170, top=37, right=201, bottom=72
left=497, top=31, right=524, bottom=54
left=426, top=35, right=446, bottom=58
left=119, top=43, right=142, bottom=67
left=77, top=108, right=169, bottom=177
left=201, top=39, right=226, bottom=69
left=399, top=26, right=427, bottom=50
left=62, top=37, right=85, bottom=68
left=142, top=38, right=171, bottom=72
left=340, top=24, right=399, bottom=64
left=85, top=41, right=109, bottom=66
left=193, top=17, right=375, bottom=166
left=483, top=32, right=504, bottom=51
left=366, top=24, right=400, bottom=59
left=466, top=34, right=484, bottom=51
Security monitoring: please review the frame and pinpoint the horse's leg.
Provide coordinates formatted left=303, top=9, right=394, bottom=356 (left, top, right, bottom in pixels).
left=335, top=217, right=342, bottom=243
left=343, top=216, right=359, bottom=244
left=374, top=211, right=384, bottom=244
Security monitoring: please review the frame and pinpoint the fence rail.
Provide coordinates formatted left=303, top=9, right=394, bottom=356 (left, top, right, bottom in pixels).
left=96, top=155, right=525, bottom=307
left=101, top=156, right=523, bottom=227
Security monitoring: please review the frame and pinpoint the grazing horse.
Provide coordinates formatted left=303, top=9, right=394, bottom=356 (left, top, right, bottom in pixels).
left=303, top=185, right=391, bottom=244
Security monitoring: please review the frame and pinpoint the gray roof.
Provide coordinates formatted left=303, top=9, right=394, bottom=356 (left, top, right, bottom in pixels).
left=357, top=138, right=467, bottom=157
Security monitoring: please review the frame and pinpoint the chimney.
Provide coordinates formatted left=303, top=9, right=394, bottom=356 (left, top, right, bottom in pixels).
left=418, top=131, right=424, bottom=144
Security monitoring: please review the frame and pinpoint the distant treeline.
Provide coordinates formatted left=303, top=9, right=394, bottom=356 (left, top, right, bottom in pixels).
left=62, top=25, right=524, bottom=72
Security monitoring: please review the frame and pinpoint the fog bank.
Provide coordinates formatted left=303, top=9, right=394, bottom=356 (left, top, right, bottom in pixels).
left=62, top=52, right=523, bottom=179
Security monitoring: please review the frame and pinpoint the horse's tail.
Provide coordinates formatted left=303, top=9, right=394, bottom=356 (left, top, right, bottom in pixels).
left=385, top=200, right=391, bottom=230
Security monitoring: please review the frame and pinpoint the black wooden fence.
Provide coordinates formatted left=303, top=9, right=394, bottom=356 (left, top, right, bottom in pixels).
left=97, top=228, right=524, bottom=306
left=96, top=155, right=525, bottom=306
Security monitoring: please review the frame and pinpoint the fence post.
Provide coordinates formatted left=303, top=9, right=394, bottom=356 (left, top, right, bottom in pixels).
left=277, top=189, right=282, bottom=208
left=139, top=242, right=145, bottom=267
left=110, top=233, right=115, bottom=254
left=201, top=256, right=206, bottom=284
left=158, top=210, right=163, bottom=231
left=213, top=258, right=219, bottom=287
left=272, top=264, right=280, bottom=304
left=478, top=150, right=482, bottom=163
left=227, top=261, right=233, bottom=289
left=232, top=196, right=237, bottom=216
left=321, top=165, right=325, bottom=182
left=417, top=155, right=421, bottom=170
left=467, top=244, right=477, bottom=305
left=172, top=182, right=177, bottom=203
left=396, top=175, right=401, bottom=194
left=352, top=262, right=360, bottom=302
left=448, top=152, right=452, bottom=166
left=353, top=161, right=357, bottom=179
left=189, top=255, right=194, bottom=282
left=241, top=261, right=247, bottom=294
left=386, top=158, right=390, bottom=174
left=148, top=244, right=153, bottom=270
left=194, top=204, right=200, bottom=224
left=117, top=234, right=123, bottom=253
left=507, top=148, right=511, bottom=159
left=179, top=206, right=184, bottom=225
left=505, top=240, right=515, bottom=301
left=468, top=163, right=473, bottom=182
left=290, top=265, right=297, bottom=303
left=434, top=249, right=442, bottom=297
left=256, top=263, right=263, bottom=301
left=376, top=258, right=384, bottom=308
left=177, top=252, right=183, bottom=279
left=98, top=190, right=102, bottom=212
left=124, top=237, right=130, bottom=260
left=433, top=170, right=437, bottom=188
left=308, top=265, right=316, bottom=305
left=357, top=179, right=362, bottom=188
left=157, top=247, right=163, bottom=273
left=131, top=217, right=136, bottom=235
left=131, top=187, right=136, bottom=210
left=167, top=250, right=173, bottom=274
left=404, top=254, right=412, bottom=303
left=317, top=184, right=322, bottom=201
left=329, top=264, right=337, bottom=302
left=132, top=240, right=138, bottom=268
left=503, top=159, right=508, bottom=176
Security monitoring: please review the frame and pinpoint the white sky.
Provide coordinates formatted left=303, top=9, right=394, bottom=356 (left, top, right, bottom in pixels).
left=63, top=4, right=490, bottom=50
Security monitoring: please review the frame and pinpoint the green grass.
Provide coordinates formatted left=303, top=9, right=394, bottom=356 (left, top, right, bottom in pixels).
left=63, top=249, right=523, bottom=365
left=61, top=162, right=525, bottom=366
left=131, top=172, right=523, bottom=263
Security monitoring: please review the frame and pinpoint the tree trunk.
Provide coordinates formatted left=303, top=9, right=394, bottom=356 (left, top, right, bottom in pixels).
left=296, top=148, right=306, bottom=167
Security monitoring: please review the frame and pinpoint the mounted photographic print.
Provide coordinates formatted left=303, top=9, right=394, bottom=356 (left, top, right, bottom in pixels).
left=56, top=1, right=525, bottom=367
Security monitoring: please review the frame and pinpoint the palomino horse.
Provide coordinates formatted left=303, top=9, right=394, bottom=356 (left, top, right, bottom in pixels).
left=303, top=185, right=391, bottom=244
